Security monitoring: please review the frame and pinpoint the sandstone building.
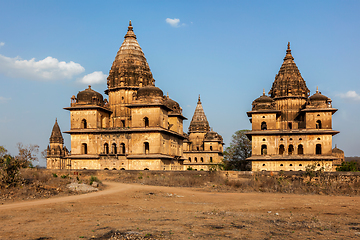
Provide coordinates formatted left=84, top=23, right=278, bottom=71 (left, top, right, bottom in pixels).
left=182, top=96, right=224, bottom=171
left=246, top=43, right=341, bottom=172
left=47, top=21, right=187, bottom=170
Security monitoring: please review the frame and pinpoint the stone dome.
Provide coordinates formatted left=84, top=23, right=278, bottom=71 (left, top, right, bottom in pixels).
left=204, top=130, right=223, bottom=142
left=165, top=96, right=181, bottom=114
left=137, top=85, right=163, bottom=99
left=106, top=21, right=154, bottom=92
left=309, top=87, right=329, bottom=102
left=332, top=147, right=344, bottom=154
left=252, top=90, right=275, bottom=110
left=77, top=85, right=104, bottom=105
left=269, top=42, right=309, bottom=98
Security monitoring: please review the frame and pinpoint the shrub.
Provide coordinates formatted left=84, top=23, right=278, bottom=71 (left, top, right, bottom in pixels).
left=336, top=161, right=359, bottom=171
left=89, top=175, right=100, bottom=185
left=53, top=173, right=58, bottom=178
left=0, top=155, right=22, bottom=188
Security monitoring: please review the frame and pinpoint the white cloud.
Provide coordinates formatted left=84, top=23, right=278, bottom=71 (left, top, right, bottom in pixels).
left=79, top=71, right=107, bottom=84
left=0, top=96, right=11, bottom=103
left=0, top=54, right=85, bottom=80
left=338, top=90, right=360, bottom=101
left=0, top=42, right=4, bottom=47
left=166, top=18, right=181, bottom=27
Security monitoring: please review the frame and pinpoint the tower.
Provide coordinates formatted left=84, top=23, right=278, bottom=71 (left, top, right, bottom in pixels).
left=106, top=21, right=154, bottom=128
left=183, top=95, right=224, bottom=170
left=46, top=119, right=69, bottom=169
left=246, top=43, right=340, bottom=171
left=49, top=21, right=187, bottom=171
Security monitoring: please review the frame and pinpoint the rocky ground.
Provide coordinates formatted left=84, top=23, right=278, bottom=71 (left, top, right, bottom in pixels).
left=1, top=182, right=360, bottom=239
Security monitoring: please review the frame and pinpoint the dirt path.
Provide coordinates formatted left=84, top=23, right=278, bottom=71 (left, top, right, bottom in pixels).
left=0, top=182, right=136, bottom=210
left=1, top=182, right=360, bottom=239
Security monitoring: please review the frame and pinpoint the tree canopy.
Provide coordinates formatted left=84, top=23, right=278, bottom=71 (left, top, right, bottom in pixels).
left=223, top=130, right=252, bottom=170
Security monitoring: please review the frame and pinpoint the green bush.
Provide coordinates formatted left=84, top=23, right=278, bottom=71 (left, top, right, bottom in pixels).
left=336, top=161, right=359, bottom=171
left=89, top=175, right=100, bottom=185
left=52, top=173, right=58, bottom=177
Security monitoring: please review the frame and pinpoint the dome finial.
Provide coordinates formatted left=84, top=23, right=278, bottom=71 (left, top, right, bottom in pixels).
left=263, top=88, right=265, bottom=96
left=88, top=85, right=91, bottom=89
left=284, top=42, right=293, bottom=61
left=316, top=86, right=319, bottom=93
left=198, top=94, right=201, bottom=103
left=167, top=92, right=169, bottom=98
left=127, top=20, right=133, bottom=32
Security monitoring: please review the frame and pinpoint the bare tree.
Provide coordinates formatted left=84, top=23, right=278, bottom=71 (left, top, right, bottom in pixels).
left=15, top=143, right=39, bottom=168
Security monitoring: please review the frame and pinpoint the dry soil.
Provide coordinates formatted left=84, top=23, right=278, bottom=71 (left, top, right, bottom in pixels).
left=1, top=182, right=360, bottom=239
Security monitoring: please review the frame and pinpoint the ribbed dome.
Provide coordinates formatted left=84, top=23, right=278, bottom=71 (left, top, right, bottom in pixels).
left=269, top=43, right=310, bottom=98
left=50, top=119, right=64, bottom=144
left=137, top=85, right=163, bottom=99
left=77, top=85, right=104, bottom=105
left=188, top=95, right=210, bottom=133
left=107, top=21, right=154, bottom=91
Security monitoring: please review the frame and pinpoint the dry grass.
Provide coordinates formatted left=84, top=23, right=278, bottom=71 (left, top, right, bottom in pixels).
left=0, top=168, right=97, bottom=202
left=103, top=170, right=360, bottom=196
left=2, top=169, right=360, bottom=203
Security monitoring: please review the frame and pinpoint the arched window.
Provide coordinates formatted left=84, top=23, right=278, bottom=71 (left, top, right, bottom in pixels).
left=195, top=157, right=198, bottom=162
left=188, top=157, right=191, bottom=163
left=261, top=121, right=267, bottom=130
left=210, top=146, right=213, bottom=151
left=121, top=120, right=125, bottom=127
left=144, top=142, right=149, bottom=154
left=112, top=143, right=117, bottom=154
left=298, top=144, right=304, bottom=155
left=81, top=119, right=87, bottom=129
left=201, top=157, right=203, bottom=162
left=261, top=145, right=267, bottom=155
left=197, top=147, right=199, bottom=151
left=104, top=143, right=109, bottom=154
left=288, top=145, right=294, bottom=155
left=279, top=145, right=285, bottom=155
left=82, top=143, right=87, bottom=154
left=144, top=117, right=149, bottom=127
left=288, top=122, right=292, bottom=130
left=120, top=143, right=125, bottom=154
left=316, top=120, right=322, bottom=129
left=316, top=144, right=322, bottom=154
left=210, top=157, right=213, bottom=163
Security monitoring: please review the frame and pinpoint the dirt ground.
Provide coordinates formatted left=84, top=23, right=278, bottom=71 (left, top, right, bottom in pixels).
left=1, top=182, right=360, bottom=239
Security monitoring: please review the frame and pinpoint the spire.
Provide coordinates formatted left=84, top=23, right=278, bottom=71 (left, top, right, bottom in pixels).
left=50, top=119, right=64, bottom=144
left=188, top=96, right=210, bottom=133
left=268, top=42, right=309, bottom=98
left=107, top=21, right=154, bottom=91
left=316, top=86, right=319, bottom=93
left=124, top=20, right=136, bottom=39
left=263, top=88, right=265, bottom=96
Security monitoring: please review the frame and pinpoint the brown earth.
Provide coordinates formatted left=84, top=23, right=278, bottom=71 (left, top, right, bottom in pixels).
left=1, top=181, right=360, bottom=239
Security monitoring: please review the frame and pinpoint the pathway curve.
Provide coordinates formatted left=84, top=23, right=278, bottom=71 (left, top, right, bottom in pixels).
left=0, top=182, right=138, bottom=210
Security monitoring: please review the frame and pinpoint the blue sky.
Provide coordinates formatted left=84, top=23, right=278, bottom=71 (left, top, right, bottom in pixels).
left=1, top=1, right=360, bottom=166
